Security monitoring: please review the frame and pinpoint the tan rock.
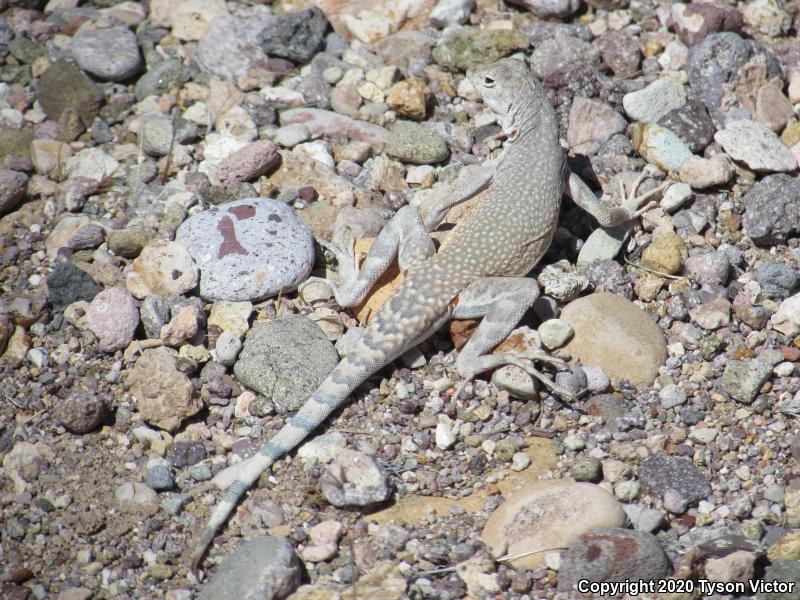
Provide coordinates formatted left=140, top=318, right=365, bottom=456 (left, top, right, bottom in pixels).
left=560, top=293, right=667, bottom=387
left=126, top=346, right=200, bottom=432
left=641, top=231, right=688, bottom=275
left=317, top=0, right=436, bottom=44
left=679, top=154, right=734, bottom=189
left=208, top=301, right=253, bottom=338
left=171, top=0, right=229, bottom=41
left=755, top=81, right=794, bottom=132
left=125, top=240, right=198, bottom=299
left=341, top=561, right=406, bottom=600
left=767, top=531, right=800, bottom=561
left=387, top=78, right=429, bottom=120
left=270, top=150, right=373, bottom=205
left=482, top=480, right=626, bottom=569
left=1, top=325, right=31, bottom=367
left=45, top=215, right=92, bottom=259
left=30, top=138, right=72, bottom=177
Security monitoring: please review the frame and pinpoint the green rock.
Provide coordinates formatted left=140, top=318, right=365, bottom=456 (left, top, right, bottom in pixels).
left=108, top=226, right=153, bottom=258
left=37, top=59, right=104, bottom=127
left=134, top=59, right=186, bottom=101
left=570, top=457, right=603, bottom=482
left=432, top=27, right=529, bottom=72
left=720, top=359, right=772, bottom=404
left=9, top=36, right=45, bottom=64
left=0, top=127, right=33, bottom=160
left=494, top=437, right=519, bottom=462
left=386, top=121, right=449, bottom=165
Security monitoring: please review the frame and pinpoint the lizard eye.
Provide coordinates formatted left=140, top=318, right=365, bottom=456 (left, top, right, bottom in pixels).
left=483, top=76, right=495, bottom=87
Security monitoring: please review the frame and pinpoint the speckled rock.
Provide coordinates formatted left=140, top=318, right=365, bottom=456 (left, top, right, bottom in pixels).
left=87, top=287, right=139, bottom=352
left=320, top=449, right=391, bottom=507
left=71, top=26, right=142, bottom=82
left=233, top=315, right=339, bottom=412
left=126, top=240, right=198, bottom=299
left=560, top=293, right=667, bottom=388
left=558, top=529, right=670, bottom=593
left=720, top=359, right=772, bottom=404
left=658, top=99, right=717, bottom=153
left=385, top=121, right=449, bottom=165
left=198, top=536, right=302, bottom=600
left=639, top=454, right=711, bottom=505
left=258, top=7, right=328, bottom=64
left=482, top=480, right=626, bottom=569
left=741, top=174, right=800, bottom=245
left=53, top=390, right=107, bottom=434
left=176, top=198, right=314, bottom=301
left=432, top=27, right=528, bottom=72
left=127, top=347, right=200, bottom=432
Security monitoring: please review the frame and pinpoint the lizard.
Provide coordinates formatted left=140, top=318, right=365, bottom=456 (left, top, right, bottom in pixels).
left=189, top=58, right=664, bottom=574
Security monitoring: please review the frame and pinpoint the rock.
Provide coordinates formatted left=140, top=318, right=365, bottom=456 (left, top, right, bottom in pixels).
left=685, top=251, right=730, bottom=286
left=530, top=32, right=600, bottom=80
left=757, top=262, right=799, bottom=300
left=690, top=297, right=731, bottom=330
left=642, top=232, right=688, bottom=275
left=482, top=480, right=626, bottom=569
left=492, top=364, right=540, bottom=401
left=215, top=331, right=242, bottom=366
left=126, top=240, right=198, bottom=299
left=669, top=2, right=743, bottom=47
left=320, top=449, right=391, bottom=507
left=557, top=529, right=670, bottom=593
left=195, top=14, right=278, bottom=80
left=127, top=347, right=200, bottom=432
left=134, top=59, right=186, bottom=101
left=208, top=301, right=253, bottom=338
left=114, top=481, right=158, bottom=509
left=639, top=454, right=711, bottom=505
left=281, top=108, right=388, bottom=148
left=161, top=302, right=201, bottom=347
left=172, top=0, right=229, bottom=41
left=108, top=226, right=152, bottom=258
left=2, top=326, right=30, bottom=366
left=176, top=198, right=314, bottom=301
left=715, top=120, right=796, bottom=173
left=302, top=520, right=344, bottom=562
left=53, top=390, right=107, bottom=434
left=198, top=537, right=302, bottom=600
left=37, top=59, right=104, bottom=127
left=742, top=0, right=791, bottom=38
left=538, top=319, right=573, bottom=349
left=341, top=561, right=407, bottom=600
left=375, top=31, right=435, bottom=70
left=623, top=79, right=687, bottom=124
left=0, top=315, right=11, bottom=355
left=233, top=315, right=339, bottom=412
left=577, top=226, right=629, bottom=266
left=756, top=561, right=800, bottom=600
left=46, top=261, right=102, bottom=312
left=594, top=30, right=642, bottom=79
left=560, top=293, right=666, bottom=388
left=167, top=441, right=207, bottom=468
left=429, top=0, right=474, bottom=27
left=71, top=26, right=142, bottom=82
left=259, top=7, right=329, bottom=64
left=0, top=168, right=27, bottom=215
left=755, top=81, right=794, bottom=132
left=686, top=32, right=782, bottom=125
left=768, top=532, right=800, bottom=561
left=679, top=154, right=734, bottom=189
left=386, top=78, right=429, bottom=120
left=742, top=174, right=800, bottom=245
left=272, top=124, right=311, bottom=148
left=631, top=123, right=693, bottom=172
left=772, top=294, right=800, bottom=337
left=567, top=97, right=627, bottom=156
left=30, top=139, right=72, bottom=176
left=385, top=121, right=449, bottom=165
left=623, top=504, right=664, bottom=533
left=87, top=287, right=139, bottom=352
left=64, top=148, right=119, bottom=182
left=432, top=27, right=529, bottom=72
left=216, top=141, right=280, bottom=184
left=658, top=99, right=717, bottom=153
left=720, top=359, right=772, bottom=404
left=507, top=0, right=579, bottom=18
left=146, top=464, right=174, bottom=491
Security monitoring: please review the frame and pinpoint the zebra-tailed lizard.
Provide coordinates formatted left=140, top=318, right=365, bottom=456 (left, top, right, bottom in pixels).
left=190, top=58, right=664, bottom=573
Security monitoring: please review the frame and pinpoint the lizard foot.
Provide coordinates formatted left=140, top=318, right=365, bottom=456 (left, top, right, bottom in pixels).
left=619, top=167, right=670, bottom=218
left=299, top=239, right=361, bottom=306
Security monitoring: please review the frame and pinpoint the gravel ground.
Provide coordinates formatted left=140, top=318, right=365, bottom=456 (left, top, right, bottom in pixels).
left=2, top=1, right=800, bottom=599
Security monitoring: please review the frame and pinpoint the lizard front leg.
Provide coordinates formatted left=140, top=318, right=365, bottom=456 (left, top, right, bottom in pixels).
left=565, top=167, right=667, bottom=228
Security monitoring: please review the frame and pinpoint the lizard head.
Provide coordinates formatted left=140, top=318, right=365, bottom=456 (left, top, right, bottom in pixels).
left=467, top=58, right=543, bottom=130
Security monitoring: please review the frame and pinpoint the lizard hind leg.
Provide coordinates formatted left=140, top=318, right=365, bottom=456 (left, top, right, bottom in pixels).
left=451, top=277, right=576, bottom=401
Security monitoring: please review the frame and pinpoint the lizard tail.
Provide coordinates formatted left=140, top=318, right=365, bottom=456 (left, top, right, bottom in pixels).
left=189, top=335, right=395, bottom=574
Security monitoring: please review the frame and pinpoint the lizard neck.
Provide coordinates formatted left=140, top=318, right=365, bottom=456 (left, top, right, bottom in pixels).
left=502, top=95, right=559, bottom=146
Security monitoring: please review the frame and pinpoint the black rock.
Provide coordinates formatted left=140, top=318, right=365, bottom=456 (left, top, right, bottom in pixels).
left=167, top=441, right=207, bottom=468
left=46, top=261, right=103, bottom=312
left=259, top=7, right=329, bottom=64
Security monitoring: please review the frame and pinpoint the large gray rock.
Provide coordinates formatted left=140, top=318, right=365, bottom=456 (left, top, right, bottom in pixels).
left=0, top=168, right=28, bottom=215
left=259, top=7, right=328, bottom=64
left=742, top=174, right=800, bottom=246
left=234, top=315, right=339, bottom=411
left=176, top=198, right=314, bottom=301
left=71, top=27, right=142, bottom=81
left=198, top=537, right=302, bottom=600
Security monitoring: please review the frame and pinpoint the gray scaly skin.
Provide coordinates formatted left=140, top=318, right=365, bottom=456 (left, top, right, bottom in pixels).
left=189, top=59, right=661, bottom=574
